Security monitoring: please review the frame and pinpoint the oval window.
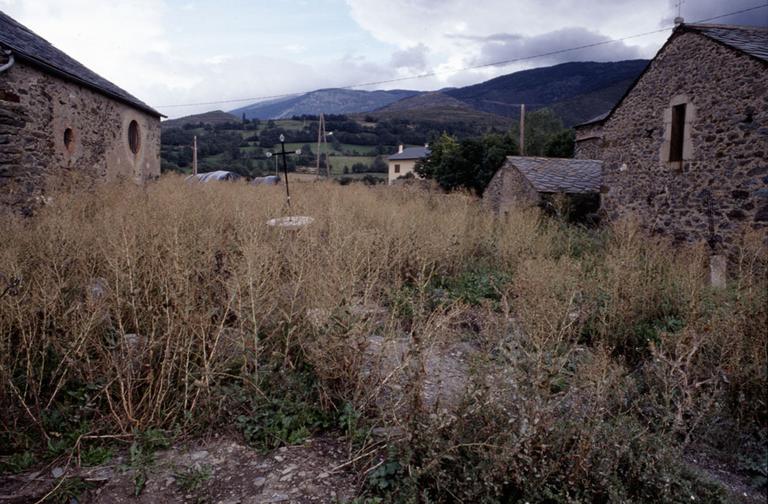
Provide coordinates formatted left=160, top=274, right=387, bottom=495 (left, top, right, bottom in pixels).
left=128, top=120, right=141, bottom=154
left=63, top=128, right=74, bottom=152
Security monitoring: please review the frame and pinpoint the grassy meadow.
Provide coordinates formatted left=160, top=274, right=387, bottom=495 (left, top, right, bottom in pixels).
left=0, top=176, right=766, bottom=502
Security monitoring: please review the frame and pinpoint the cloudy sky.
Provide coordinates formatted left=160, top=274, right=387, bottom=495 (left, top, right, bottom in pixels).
left=1, top=0, right=765, bottom=117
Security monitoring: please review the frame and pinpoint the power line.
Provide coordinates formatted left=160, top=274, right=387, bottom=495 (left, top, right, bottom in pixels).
left=157, top=4, right=768, bottom=109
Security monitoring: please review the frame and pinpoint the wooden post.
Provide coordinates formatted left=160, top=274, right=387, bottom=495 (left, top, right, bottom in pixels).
left=519, top=104, right=525, bottom=156
left=192, top=135, right=198, bottom=175
left=316, top=113, right=329, bottom=178
left=316, top=115, right=321, bottom=176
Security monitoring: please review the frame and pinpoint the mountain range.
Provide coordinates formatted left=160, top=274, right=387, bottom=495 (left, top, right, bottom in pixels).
left=443, top=59, right=649, bottom=126
left=167, top=60, right=650, bottom=128
left=357, top=91, right=516, bottom=127
left=231, top=89, right=420, bottom=120
left=161, top=110, right=238, bottom=129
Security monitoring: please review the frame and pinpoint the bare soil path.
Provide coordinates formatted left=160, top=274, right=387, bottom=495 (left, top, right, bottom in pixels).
left=0, top=436, right=357, bottom=504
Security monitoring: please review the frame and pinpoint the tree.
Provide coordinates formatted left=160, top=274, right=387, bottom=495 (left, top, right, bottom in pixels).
left=523, top=108, right=566, bottom=156
left=544, top=129, right=576, bottom=158
left=415, top=132, right=517, bottom=195
left=331, top=136, right=342, bottom=152
left=370, top=156, right=388, bottom=173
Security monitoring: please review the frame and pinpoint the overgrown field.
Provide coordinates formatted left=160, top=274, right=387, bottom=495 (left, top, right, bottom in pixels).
left=1, top=177, right=766, bottom=502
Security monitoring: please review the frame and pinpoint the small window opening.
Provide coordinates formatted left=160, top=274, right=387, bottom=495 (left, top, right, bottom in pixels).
left=394, top=164, right=400, bottom=174
left=63, top=128, right=74, bottom=152
left=669, top=103, right=686, bottom=162
left=128, top=120, right=141, bottom=154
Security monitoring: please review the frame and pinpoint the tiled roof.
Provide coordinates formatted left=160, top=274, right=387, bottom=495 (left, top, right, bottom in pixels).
left=687, top=24, right=768, bottom=63
left=0, top=10, right=162, bottom=117
left=388, top=146, right=430, bottom=160
left=505, top=156, right=602, bottom=194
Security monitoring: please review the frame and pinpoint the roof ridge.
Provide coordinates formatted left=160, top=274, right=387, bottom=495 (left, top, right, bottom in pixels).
left=0, top=10, right=162, bottom=117
left=684, top=22, right=768, bottom=31
left=507, top=155, right=597, bottom=162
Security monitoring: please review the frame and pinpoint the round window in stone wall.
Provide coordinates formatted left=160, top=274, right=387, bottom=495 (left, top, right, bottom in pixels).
left=63, top=128, right=75, bottom=153
left=128, top=120, right=141, bottom=154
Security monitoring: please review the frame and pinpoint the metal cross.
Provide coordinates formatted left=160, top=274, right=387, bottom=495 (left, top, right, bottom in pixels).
left=266, top=134, right=301, bottom=207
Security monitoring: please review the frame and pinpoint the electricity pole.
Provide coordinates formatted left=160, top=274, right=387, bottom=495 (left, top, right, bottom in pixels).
left=192, top=135, right=198, bottom=175
left=519, top=104, right=525, bottom=156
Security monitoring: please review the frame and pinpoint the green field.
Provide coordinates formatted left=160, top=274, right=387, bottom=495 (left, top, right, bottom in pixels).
left=328, top=156, right=376, bottom=175
left=279, top=142, right=380, bottom=156
left=163, top=118, right=391, bottom=178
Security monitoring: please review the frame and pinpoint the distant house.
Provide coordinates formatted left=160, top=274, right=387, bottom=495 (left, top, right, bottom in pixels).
left=574, top=23, right=768, bottom=251
left=0, top=11, right=163, bottom=213
left=387, top=145, right=429, bottom=185
left=485, top=156, right=602, bottom=218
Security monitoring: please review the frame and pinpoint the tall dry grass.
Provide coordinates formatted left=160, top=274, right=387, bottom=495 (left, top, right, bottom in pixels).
left=0, top=175, right=765, bottom=501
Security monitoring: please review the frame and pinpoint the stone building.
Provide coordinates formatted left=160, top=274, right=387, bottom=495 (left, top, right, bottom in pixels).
left=574, top=23, right=768, bottom=251
left=388, top=145, right=429, bottom=184
left=485, top=156, right=602, bottom=219
left=0, top=11, right=162, bottom=213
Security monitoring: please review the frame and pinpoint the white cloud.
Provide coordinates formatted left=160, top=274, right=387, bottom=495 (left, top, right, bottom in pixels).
left=2, top=0, right=762, bottom=117
left=391, top=44, right=429, bottom=72
left=1, top=1, right=185, bottom=97
left=344, top=0, right=675, bottom=86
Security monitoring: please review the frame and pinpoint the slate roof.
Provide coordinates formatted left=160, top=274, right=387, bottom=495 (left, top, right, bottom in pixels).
left=687, top=23, right=768, bottom=63
left=0, top=10, right=162, bottom=117
left=388, top=146, right=430, bottom=161
left=575, top=111, right=609, bottom=128
left=505, top=156, right=602, bottom=194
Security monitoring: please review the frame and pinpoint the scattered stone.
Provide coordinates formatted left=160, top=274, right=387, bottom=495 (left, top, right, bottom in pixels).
left=191, top=450, right=209, bottom=460
left=87, top=277, right=108, bottom=301
left=1, top=436, right=357, bottom=503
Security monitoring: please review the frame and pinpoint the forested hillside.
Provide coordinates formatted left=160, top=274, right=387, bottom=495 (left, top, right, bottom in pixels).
left=161, top=107, right=574, bottom=180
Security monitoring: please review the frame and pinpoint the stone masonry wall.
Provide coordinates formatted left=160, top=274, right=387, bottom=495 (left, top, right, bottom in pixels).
left=574, top=122, right=604, bottom=160
left=597, top=31, right=767, bottom=253
left=484, top=161, right=541, bottom=213
left=0, top=60, right=160, bottom=213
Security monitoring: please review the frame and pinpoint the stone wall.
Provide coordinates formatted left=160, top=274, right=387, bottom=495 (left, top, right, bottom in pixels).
left=574, top=122, right=604, bottom=159
left=0, top=60, right=160, bottom=213
left=596, top=31, right=767, bottom=253
left=484, top=162, right=540, bottom=213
